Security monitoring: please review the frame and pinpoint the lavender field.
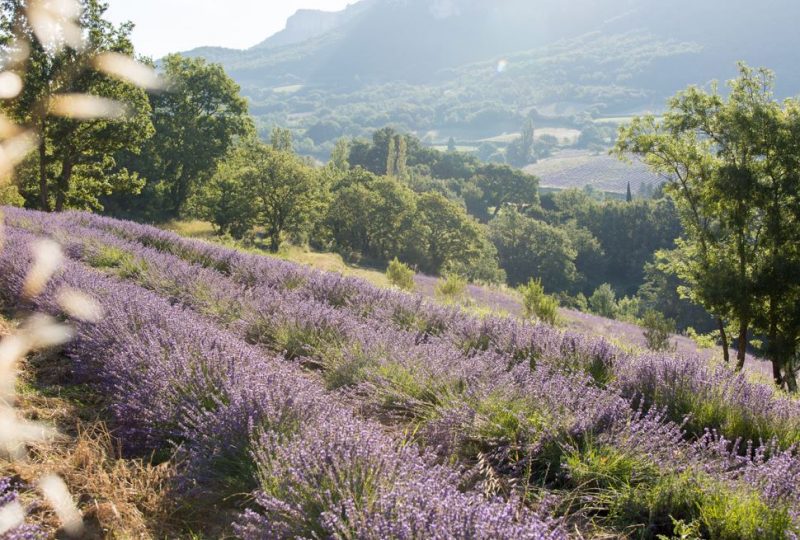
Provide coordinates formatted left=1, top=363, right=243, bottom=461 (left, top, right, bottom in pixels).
left=2, top=207, right=799, bottom=539
left=524, top=151, right=662, bottom=195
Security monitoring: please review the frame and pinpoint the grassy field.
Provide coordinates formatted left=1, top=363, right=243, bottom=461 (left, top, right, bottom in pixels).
left=165, top=220, right=394, bottom=289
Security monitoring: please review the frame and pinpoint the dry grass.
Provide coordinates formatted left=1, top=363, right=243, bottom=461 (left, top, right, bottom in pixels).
left=277, top=245, right=392, bottom=288
left=165, top=219, right=393, bottom=289
left=1, top=319, right=178, bottom=539
left=163, top=219, right=218, bottom=241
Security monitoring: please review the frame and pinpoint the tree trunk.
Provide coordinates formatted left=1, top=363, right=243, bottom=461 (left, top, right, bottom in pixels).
left=772, top=357, right=784, bottom=387
left=786, top=369, right=798, bottom=393
left=172, top=181, right=186, bottom=218
left=38, top=129, right=50, bottom=212
left=735, top=322, right=748, bottom=371
left=717, top=318, right=730, bottom=363
left=54, top=160, right=73, bottom=213
left=767, top=332, right=798, bottom=393
left=268, top=228, right=280, bottom=253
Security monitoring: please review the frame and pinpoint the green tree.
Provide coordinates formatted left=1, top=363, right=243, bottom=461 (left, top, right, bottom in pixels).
left=435, top=273, right=468, bottom=303
left=395, top=135, right=407, bottom=179
left=325, top=172, right=416, bottom=262
left=468, top=163, right=539, bottom=221
left=520, top=278, right=560, bottom=325
left=386, top=135, right=396, bottom=177
left=270, top=126, right=293, bottom=153
left=199, top=141, right=327, bottom=252
left=588, top=283, right=618, bottom=319
left=0, top=181, right=24, bottom=206
left=445, top=235, right=506, bottom=285
left=488, top=208, right=579, bottom=291
left=3, top=0, right=154, bottom=212
left=506, top=118, right=535, bottom=167
left=252, top=143, right=327, bottom=251
left=407, top=192, right=487, bottom=275
left=117, top=54, right=252, bottom=218
left=349, top=127, right=399, bottom=175
left=638, top=251, right=715, bottom=333
left=642, top=309, right=677, bottom=352
left=385, top=134, right=407, bottom=178
left=541, top=189, right=682, bottom=297
left=325, top=183, right=378, bottom=258
left=371, top=177, right=415, bottom=256
left=616, top=64, right=800, bottom=388
left=462, top=181, right=489, bottom=222
left=329, top=138, right=350, bottom=172
left=191, top=147, right=257, bottom=238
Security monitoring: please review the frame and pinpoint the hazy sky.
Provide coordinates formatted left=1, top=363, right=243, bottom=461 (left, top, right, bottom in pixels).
left=106, top=0, right=355, bottom=59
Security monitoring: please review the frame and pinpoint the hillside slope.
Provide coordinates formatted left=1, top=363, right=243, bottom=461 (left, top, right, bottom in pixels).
left=181, top=0, right=800, bottom=159
left=2, top=207, right=798, bottom=537
left=186, top=0, right=800, bottom=92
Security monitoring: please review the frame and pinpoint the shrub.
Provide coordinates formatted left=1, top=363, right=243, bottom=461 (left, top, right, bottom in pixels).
left=86, top=244, right=147, bottom=279
left=642, top=310, right=676, bottom=352
left=519, top=278, right=559, bottom=326
left=0, top=183, right=24, bottom=207
left=589, top=283, right=618, bottom=319
left=386, top=258, right=415, bottom=291
left=685, top=327, right=717, bottom=350
left=616, top=295, right=642, bottom=324
left=435, top=273, right=467, bottom=302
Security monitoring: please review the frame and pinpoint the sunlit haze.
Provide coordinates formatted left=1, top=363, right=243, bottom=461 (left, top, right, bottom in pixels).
left=105, top=0, right=355, bottom=58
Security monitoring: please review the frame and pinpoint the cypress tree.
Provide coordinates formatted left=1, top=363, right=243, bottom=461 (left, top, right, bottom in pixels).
left=396, top=135, right=408, bottom=178
left=386, top=136, right=397, bottom=176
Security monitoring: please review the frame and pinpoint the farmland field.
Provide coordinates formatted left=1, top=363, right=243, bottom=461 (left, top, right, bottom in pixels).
left=1, top=207, right=798, bottom=538
left=524, top=149, right=664, bottom=194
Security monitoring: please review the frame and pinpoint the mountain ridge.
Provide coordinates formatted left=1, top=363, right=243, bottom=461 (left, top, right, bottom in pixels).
left=178, top=0, right=800, bottom=159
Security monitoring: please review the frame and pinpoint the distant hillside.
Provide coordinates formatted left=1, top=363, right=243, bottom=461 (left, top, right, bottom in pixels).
left=251, top=2, right=373, bottom=51
left=181, top=0, right=800, bottom=161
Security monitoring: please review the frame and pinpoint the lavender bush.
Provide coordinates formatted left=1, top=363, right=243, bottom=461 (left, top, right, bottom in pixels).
left=2, top=207, right=800, bottom=538
left=0, top=477, right=46, bottom=540
left=0, top=225, right=566, bottom=538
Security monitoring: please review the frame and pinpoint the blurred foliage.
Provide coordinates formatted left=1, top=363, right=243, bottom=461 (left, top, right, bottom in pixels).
left=3, top=0, right=154, bottom=212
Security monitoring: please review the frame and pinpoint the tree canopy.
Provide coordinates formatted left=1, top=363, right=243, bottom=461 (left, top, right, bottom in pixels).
left=2, top=0, right=154, bottom=212
left=116, top=54, right=252, bottom=219
left=196, top=140, right=328, bottom=252
left=616, top=64, right=800, bottom=389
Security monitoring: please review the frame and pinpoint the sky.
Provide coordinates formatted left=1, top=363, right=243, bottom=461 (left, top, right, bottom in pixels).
left=106, top=0, right=355, bottom=59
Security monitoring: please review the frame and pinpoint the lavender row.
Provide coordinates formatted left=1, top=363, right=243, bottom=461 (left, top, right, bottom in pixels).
left=1, top=215, right=646, bottom=469
left=3, top=213, right=799, bottom=536
left=0, top=228, right=565, bottom=539
left=9, top=211, right=800, bottom=497
left=7, top=207, right=800, bottom=449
